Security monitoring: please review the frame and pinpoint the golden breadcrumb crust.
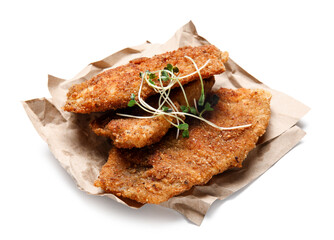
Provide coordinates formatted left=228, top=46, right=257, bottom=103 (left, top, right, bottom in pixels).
left=90, top=77, right=215, bottom=148
left=94, top=88, right=271, bottom=204
left=64, top=45, right=228, bottom=113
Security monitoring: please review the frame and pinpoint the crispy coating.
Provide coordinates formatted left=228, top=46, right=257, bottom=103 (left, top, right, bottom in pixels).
left=91, top=114, right=176, bottom=149
left=94, top=88, right=272, bottom=204
left=90, top=77, right=215, bottom=148
left=64, top=45, right=228, bottom=113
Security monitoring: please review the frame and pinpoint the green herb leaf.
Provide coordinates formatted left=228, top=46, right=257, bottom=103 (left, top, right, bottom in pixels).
left=177, top=123, right=190, bottom=138
left=160, top=70, right=169, bottom=82
left=164, top=63, right=173, bottom=72
left=128, top=99, right=136, bottom=107
left=204, top=102, right=214, bottom=111
left=173, top=66, right=179, bottom=73
left=149, top=73, right=156, bottom=79
left=182, top=129, right=189, bottom=138
left=177, top=123, right=189, bottom=131
left=190, top=107, right=197, bottom=115
left=198, top=94, right=205, bottom=106
left=180, top=105, right=189, bottom=113
left=145, top=70, right=151, bottom=77
left=130, top=93, right=136, bottom=100
left=149, top=79, right=156, bottom=85
left=162, top=106, right=169, bottom=112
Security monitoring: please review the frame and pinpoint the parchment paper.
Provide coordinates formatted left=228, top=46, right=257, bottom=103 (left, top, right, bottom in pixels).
left=22, top=21, right=309, bottom=225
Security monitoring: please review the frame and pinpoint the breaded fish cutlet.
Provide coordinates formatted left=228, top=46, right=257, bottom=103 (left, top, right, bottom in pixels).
left=64, top=45, right=228, bottom=113
left=90, top=77, right=215, bottom=149
left=94, top=88, right=271, bottom=204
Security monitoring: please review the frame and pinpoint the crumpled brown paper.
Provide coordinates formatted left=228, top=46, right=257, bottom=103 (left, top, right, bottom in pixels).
left=22, top=21, right=309, bottom=225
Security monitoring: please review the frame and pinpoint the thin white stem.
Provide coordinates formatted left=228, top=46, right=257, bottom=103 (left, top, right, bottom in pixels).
left=116, top=113, right=159, bottom=119
left=178, top=59, right=211, bottom=79
left=193, top=98, right=200, bottom=115
left=120, top=56, right=251, bottom=139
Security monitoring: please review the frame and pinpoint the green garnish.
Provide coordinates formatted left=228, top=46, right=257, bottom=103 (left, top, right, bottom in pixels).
left=164, top=63, right=179, bottom=74
left=199, top=102, right=214, bottom=117
left=149, top=72, right=156, bottom=79
left=190, top=106, right=197, bottom=115
left=164, top=63, right=173, bottom=72
left=204, top=102, right=214, bottom=111
left=160, top=70, right=169, bottom=82
left=128, top=93, right=137, bottom=107
left=184, top=56, right=205, bottom=106
left=128, top=99, right=136, bottom=107
left=177, top=123, right=189, bottom=130
left=198, top=94, right=205, bottom=106
left=162, top=106, right=171, bottom=112
left=120, top=58, right=251, bottom=139
left=180, top=105, right=189, bottom=113
left=178, top=123, right=189, bottom=138
left=182, top=129, right=189, bottom=138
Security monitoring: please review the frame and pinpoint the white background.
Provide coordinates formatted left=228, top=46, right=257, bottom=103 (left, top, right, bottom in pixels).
left=1, top=0, right=333, bottom=239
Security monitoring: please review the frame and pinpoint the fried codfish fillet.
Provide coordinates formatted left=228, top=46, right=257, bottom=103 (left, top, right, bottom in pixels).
left=90, top=77, right=215, bottom=149
left=64, top=45, right=228, bottom=113
left=94, top=88, right=271, bottom=204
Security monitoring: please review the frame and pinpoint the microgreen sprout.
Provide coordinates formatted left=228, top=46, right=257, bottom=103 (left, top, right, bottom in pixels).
left=199, top=102, right=214, bottom=117
left=180, top=105, right=189, bottom=113
left=177, top=123, right=189, bottom=130
left=149, top=72, right=156, bottom=79
left=190, top=106, right=198, bottom=115
left=128, top=93, right=137, bottom=107
left=162, top=106, right=172, bottom=112
left=164, top=63, right=173, bottom=72
left=160, top=70, right=169, bottom=82
left=121, top=56, right=252, bottom=138
left=185, top=56, right=205, bottom=106
left=177, top=123, right=189, bottom=138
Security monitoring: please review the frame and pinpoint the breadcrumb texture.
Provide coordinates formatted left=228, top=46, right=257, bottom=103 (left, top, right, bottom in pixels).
left=90, top=77, right=215, bottom=149
left=94, top=88, right=272, bottom=204
left=64, top=45, right=228, bottom=113
left=91, top=114, right=175, bottom=149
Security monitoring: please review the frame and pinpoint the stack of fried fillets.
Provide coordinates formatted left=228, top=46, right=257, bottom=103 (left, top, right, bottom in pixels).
left=64, top=45, right=271, bottom=204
